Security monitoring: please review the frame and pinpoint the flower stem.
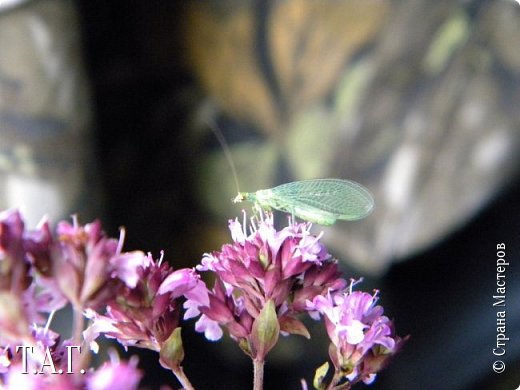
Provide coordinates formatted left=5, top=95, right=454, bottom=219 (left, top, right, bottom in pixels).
left=171, top=365, right=195, bottom=390
left=326, top=372, right=351, bottom=390
left=253, top=358, right=264, bottom=390
left=72, top=306, right=90, bottom=371
left=72, top=307, right=85, bottom=347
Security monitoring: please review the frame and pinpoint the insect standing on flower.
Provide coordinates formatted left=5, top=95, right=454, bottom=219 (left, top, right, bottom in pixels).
left=233, top=178, right=374, bottom=226
left=206, top=121, right=374, bottom=225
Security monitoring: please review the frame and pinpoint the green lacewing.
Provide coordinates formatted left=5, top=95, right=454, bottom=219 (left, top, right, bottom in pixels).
left=206, top=121, right=373, bottom=225
left=233, top=178, right=374, bottom=225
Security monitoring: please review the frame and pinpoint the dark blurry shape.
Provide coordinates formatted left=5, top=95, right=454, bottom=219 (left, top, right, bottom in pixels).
left=185, top=0, right=520, bottom=275
left=185, top=0, right=388, bottom=135
left=0, top=0, right=98, bottom=226
left=374, top=178, right=520, bottom=390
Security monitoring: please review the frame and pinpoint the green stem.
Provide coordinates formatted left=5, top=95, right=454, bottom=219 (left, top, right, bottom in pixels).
left=253, top=358, right=265, bottom=390
left=171, top=365, right=195, bottom=390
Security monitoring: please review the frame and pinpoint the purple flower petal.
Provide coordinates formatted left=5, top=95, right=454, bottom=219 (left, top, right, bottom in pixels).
left=110, top=251, right=148, bottom=288
left=87, top=351, right=141, bottom=390
left=195, top=314, right=223, bottom=341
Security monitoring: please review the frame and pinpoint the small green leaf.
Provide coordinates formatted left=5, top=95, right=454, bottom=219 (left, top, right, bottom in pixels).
left=250, top=299, right=280, bottom=360
left=313, top=361, right=330, bottom=390
left=159, top=327, right=184, bottom=369
left=238, top=338, right=253, bottom=358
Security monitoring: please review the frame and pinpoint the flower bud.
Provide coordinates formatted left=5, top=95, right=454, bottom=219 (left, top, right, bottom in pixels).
left=159, top=327, right=184, bottom=369
left=250, top=299, right=279, bottom=360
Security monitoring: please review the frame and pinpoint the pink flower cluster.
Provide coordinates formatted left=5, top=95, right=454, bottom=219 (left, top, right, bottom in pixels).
left=0, top=209, right=207, bottom=389
left=189, top=214, right=346, bottom=360
left=187, top=213, right=406, bottom=386
left=0, top=208, right=405, bottom=389
left=307, top=290, right=407, bottom=386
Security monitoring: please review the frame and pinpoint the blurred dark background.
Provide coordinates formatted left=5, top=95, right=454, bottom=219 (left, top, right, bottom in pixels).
left=1, top=0, right=519, bottom=389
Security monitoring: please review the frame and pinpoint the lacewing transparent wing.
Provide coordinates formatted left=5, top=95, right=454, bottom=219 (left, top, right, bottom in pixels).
left=233, top=178, right=374, bottom=225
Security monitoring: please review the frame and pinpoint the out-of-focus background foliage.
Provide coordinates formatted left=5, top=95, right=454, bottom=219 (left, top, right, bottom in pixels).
left=1, top=0, right=519, bottom=389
